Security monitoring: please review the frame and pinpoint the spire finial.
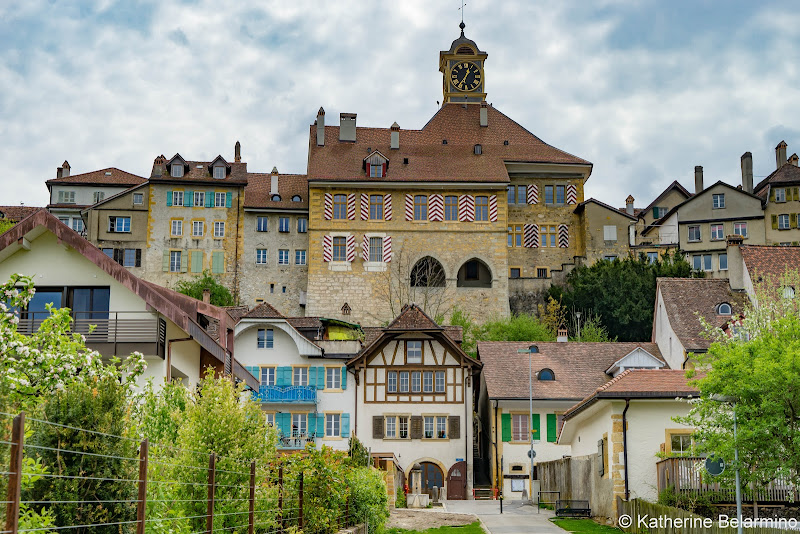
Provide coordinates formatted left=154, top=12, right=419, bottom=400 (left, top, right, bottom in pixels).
left=458, top=1, right=466, bottom=34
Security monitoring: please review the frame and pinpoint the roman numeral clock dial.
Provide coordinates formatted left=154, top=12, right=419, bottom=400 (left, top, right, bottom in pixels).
left=450, top=62, right=481, bottom=92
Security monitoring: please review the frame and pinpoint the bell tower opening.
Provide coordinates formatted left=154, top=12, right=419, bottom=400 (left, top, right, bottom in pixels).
left=439, top=22, right=488, bottom=104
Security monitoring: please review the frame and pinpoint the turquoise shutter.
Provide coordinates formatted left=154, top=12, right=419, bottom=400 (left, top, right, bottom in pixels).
left=341, top=414, right=350, bottom=438
left=276, top=366, right=287, bottom=386
left=278, top=413, right=290, bottom=436
left=341, top=367, right=347, bottom=390
left=652, top=207, right=658, bottom=218
left=316, top=414, right=325, bottom=437
left=317, top=367, right=325, bottom=390
left=309, top=367, right=317, bottom=388
left=185, top=190, right=194, bottom=207
left=205, top=191, right=213, bottom=208
left=166, top=191, right=173, bottom=207
left=226, top=192, right=232, bottom=208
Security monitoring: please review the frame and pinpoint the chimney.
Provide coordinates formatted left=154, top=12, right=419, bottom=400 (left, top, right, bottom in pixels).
left=694, top=165, right=704, bottom=194
left=776, top=140, right=788, bottom=169
left=270, top=167, right=279, bottom=195
left=61, top=160, right=70, bottom=178
left=557, top=328, right=568, bottom=342
left=726, top=236, right=744, bottom=291
left=202, top=288, right=211, bottom=304
left=480, top=101, right=488, bottom=127
left=151, top=155, right=166, bottom=178
left=56, top=167, right=63, bottom=179
left=390, top=122, right=400, bottom=149
left=790, top=153, right=799, bottom=166
left=740, top=152, right=753, bottom=193
left=625, top=195, right=635, bottom=215
left=316, top=107, right=325, bottom=146
left=234, top=141, right=241, bottom=162
left=339, top=113, right=357, bottom=142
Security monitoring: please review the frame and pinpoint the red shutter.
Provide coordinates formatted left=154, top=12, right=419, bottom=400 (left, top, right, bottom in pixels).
left=429, top=194, right=443, bottom=221
left=489, top=195, right=498, bottom=222
left=323, top=235, right=332, bottom=261
left=347, top=193, right=356, bottom=220
left=324, top=193, right=333, bottom=220
left=384, top=194, right=392, bottom=220
left=362, top=234, right=369, bottom=260
left=405, top=194, right=414, bottom=221
left=458, top=195, right=475, bottom=222
left=346, top=235, right=356, bottom=261
left=383, top=236, right=392, bottom=262
left=360, top=193, right=369, bottom=220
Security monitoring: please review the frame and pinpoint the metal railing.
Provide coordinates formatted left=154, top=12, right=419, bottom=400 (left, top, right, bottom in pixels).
left=253, top=386, right=317, bottom=404
left=16, top=310, right=160, bottom=344
left=277, top=434, right=317, bottom=450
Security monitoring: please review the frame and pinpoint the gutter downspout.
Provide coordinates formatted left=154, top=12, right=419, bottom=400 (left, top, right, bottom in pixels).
left=166, top=337, right=193, bottom=382
left=493, top=400, right=500, bottom=493
left=349, top=366, right=358, bottom=436
left=464, top=369, right=470, bottom=498
left=622, top=399, right=630, bottom=500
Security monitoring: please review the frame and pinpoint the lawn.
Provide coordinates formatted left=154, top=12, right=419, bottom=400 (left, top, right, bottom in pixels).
left=386, top=521, right=485, bottom=534
left=552, top=518, right=623, bottom=533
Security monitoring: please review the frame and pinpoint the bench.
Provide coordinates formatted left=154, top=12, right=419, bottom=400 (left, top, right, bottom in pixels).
left=555, top=500, right=591, bottom=518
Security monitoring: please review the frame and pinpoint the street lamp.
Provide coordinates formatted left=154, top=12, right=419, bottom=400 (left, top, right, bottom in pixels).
left=575, top=311, right=582, bottom=342
left=710, top=395, right=742, bottom=534
left=518, top=344, right=539, bottom=505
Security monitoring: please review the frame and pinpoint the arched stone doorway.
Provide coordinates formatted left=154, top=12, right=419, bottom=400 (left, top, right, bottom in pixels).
left=420, top=461, right=445, bottom=498
left=456, top=258, right=492, bottom=288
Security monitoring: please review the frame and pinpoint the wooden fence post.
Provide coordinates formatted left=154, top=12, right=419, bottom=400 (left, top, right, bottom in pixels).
left=298, top=471, right=304, bottom=531
left=278, top=466, right=284, bottom=534
left=345, top=497, right=349, bottom=529
left=4, top=412, right=25, bottom=534
left=206, top=453, right=216, bottom=534
left=248, top=461, right=256, bottom=534
left=136, top=439, right=149, bottom=534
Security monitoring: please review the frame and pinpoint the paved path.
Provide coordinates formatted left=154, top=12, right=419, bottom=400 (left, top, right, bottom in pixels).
left=443, top=500, right=565, bottom=534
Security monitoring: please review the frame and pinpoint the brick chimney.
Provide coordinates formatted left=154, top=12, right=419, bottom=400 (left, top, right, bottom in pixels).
left=234, top=141, right=241, bottom=162
left=61, top=160, right=70, bottom=178
left=56, top=166, right=63, bottom=179
left=694, top=166, right=703, bottom=194
left=557, top=328, right=568, bottom=342
left=339, top=113, right=356, bottom=142
left=740, top=152, right=753, bottom=193
left=390, top=122, right=400, bottom=149
left=202, top=288, right=211, bottom=304
left=151, top=155, right=166, bottom=178
left=625, top=195, right=635, bottom=215
left=316, top=107, right=325, bottom=146
left=776, top=140, right=788, bottom=169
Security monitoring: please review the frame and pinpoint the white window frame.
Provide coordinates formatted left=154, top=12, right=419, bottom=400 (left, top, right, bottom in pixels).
left=58, top=190, right=76, bottom=204
left=257, top=328, right=274, bottom=349
left=192, top=220, right=204, bottom=237
left=172, top=191, right=184, bottom=206
left=710, top=224, right=724, bottom=241
left=278, top=249, right=289, bottom=265
left=387, top=371, right=397, bottom=393
left=93, top=191, right=105, bottom=204
left=279, top=217, right=290, bottom=233
left=295, top=250, right=307, bottom=265
left=171, top=164, right=184, bottom=177
left=511, top=413, right=529, bottom=442
left=171, top=220, right=183, bottom=236
left=213, top=166, right=225, bottom=179
left=325, top=367, right=341, bottom=390
left=712, top=193, right=725, bottom=209
left=325, top=413, right=341, bottom=437
left=297, top=218, right=308, bottom=233
left=734, top=222, right=748, bottom=238
left=778, top=214, right=790, bottom=230
left=385, top=416, right=396, bottom=438
left=411, top=371, right=422, bottom=393
left=688, top=225, right=701, bottom=242
left=435, top=371, right=445, bottom=393
left=399, top=371, right=409, bottom=393
left=256, top=216, right=268, bottom=232
left=407, top=341, right=422, bottom=363
left=260, top=367, right=276, bottom=387
left=369, top=236, right=383, bottom=263
left=215, top=192, right=226, bottom=208
left=255, top=249, right=267, bottom=264
left=293, top=367, right=308, bottom=386
left=423, top=416, right=435, bottom=439
left=194, top=191, right=205, bottom=207
left=423, top=371, right=434, bottom=393
left=213, top=221, right=225, bottom=238
left=169, top=251, right=181, bottom=273
left=775, top=188, right=786, bottom=203
left=133, top=192, right=144, bottom=205
left=291, top=413, right=307, bottom=437
left=719, top=253, right=728, bottom=271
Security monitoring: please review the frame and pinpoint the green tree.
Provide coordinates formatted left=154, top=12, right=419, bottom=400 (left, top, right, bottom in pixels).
left=0, top=219, right=15, bottom=234
left=174, top=270, right=235, bottom=306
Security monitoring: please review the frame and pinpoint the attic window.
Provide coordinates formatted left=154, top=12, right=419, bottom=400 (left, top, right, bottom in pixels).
left=474, top=144, right=482, bottom=155
left=783, top=286, right=795, bottom=299
left=271, top=194, right=281, bottom=202
left=341, top=302, right=351, bottom=315
left=292, top=195, right=302, bottom=202
left=538, top=368, right=555, bottom=381
left=104, top=171, right=112, bottom=176
left=369, top=164, right=384, bottom=178
left=403, top=158, right=409, bottom=165
left=442, top=139, right=448, bottom=145
left=504, top=140, right=509, bottom=146
left=213, top=166, right=225, bottom=179
left=196, top=165, right=204, bottom=169
left=457, top=46, right=474, bottom=54
left=717, top=303, right=732, bottom=316
left=171, top=164, right=184, bottom=177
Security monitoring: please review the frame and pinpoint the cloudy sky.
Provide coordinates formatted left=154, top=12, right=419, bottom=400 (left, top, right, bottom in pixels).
left=2, top=0, right=799, bottom=208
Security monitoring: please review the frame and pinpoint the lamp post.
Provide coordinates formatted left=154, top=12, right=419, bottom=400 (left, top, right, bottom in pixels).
left=518, top=344, right=539, bottom=505
left=575, top=311, right=582, bottom=342
left=710, top=395, right=742, bottom=534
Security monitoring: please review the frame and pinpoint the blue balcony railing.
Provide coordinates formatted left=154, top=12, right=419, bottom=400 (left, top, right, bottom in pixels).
left=277, top=434, right=317, bottom=450
left=253, top=385, right=317, bottom=404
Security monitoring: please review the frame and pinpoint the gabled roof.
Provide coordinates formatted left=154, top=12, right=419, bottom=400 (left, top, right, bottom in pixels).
left=740, top=245, right=800, bottom=284
left=478, top=342, right=664, bottom=401
left=653, top=278, right=748, bottom=352
left=639, top=180, right=692, bottom=217
left=0, top=209, right=257, bottom=389
left=242, top=301, right=285, bottom=319
left=153, top=154, right=248, bottom=184
left=604, top=346, right=666, bottom=375
left=0, top=206, right=43, bottom=222
left=385, top=304, right=442, bottom=331
left=45, top=167, right=146, bottom=187
left=574, top=198, right=637, bottom=220
left=243, top=173, right=309, bottom=210
left=753, top=164, right=800, bottom=197
left=80, top=182, right=149, bottom=212
left=307, top=103, right=590, bottom=184
left=209, top=155, right=230, bottom=168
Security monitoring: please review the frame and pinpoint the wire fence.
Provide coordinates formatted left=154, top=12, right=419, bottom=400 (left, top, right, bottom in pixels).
left=1, top=412, right=374, bottom=534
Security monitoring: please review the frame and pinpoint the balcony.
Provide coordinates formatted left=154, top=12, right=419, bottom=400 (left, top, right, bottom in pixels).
left=277, top=433, right=317, bottom=450
left=253, top=385, right=317, bottom=404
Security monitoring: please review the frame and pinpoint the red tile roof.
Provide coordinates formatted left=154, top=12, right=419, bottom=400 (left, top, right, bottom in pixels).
left=151, top=157, right=249, bottom=185
left=0, top=206, right=43, bottom=222
left=242, top=302, right=285, bottom=319
left=307, top=103, right=590, bottom=183
left=385, top=304, right=442, bottom=331
left=740, top=245, right=800, bottom=284
left=477, top=342, right=664, bottom=400
left=46, top=167, right=146, bottom=187
left=244, top=174, right=309, bottom=210
left=754, top=164, right=800, bottom=197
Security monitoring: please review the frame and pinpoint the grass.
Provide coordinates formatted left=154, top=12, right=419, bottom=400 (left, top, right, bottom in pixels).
left=386, top=521, right=485, bottom=534
left=552, top=518, right=623, bottom=533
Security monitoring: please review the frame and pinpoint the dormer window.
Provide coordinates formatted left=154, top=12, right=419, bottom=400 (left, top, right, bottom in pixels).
left=364, top=150, right=388, bottom=178
left=774, top=188, right=786, bottom=203
left=271, top=194, right=281, bottom=202
left=474, top=144, right=482, bottom=155
left=292, top=195, right=302, bottom=202
left=538, top=368, right=555, bottom=381
left=717, top=303, right=732, bottom=316
left=213, top=166, right=225, bottom=179
left=171, top=164, right=184, bottom=177
left=370, top=165, right=384, bottom=178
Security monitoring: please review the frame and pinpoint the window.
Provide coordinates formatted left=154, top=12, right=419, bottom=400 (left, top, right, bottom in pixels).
left=271, top=194, right=281, bottom=202
left=711, top=224, right=724, bottom=241
left=555, top=185, right=565, bottom=205
left=509, top=267, right=521, bottom=279
left=194, top=192, right=205, bottom=207
left=424, top=416, right=434, bottom=439
left=407, top=341, right=422, bottom=363
left=260, top=367, right=275, bottom=387
left=399, top=371, right=409, bottom=393
left=57, top=190, right=76, bottom=204
left=385, top=416, right=409, bottom=439
left=332, top=237, right=346, bottom=261
left=734, top=222, right=748, bottom=237
left=71, top=219, right=84, bottom=233
left=256, top=249, right=267, bottom=264
left=369, top=164, right=384, bottom=178
left=292, top=195, right=302, bottom=202
left=278, top=249, right=289, bottom=265
left=717, top=302, right=732, bottom=315
left=293, top=367, right=308, bottom=386
left=279, top=217, right=290, bottom=232
left=387, top=371, right=397, bottom=393
left=369, top=195, right=384, bottom=220
left=604, top=255, right=618, bottom=261
left=325, top=367, right=342, bottom=389
left=647, top=252, right=658, bottom=264
left=256, top=216, right=268, bottom=232
left=93, top=191, right=105, bottom=204
left=257, top=329, right=274, bottom=349
left=688, top=225, right=701, bottom=242
left=291, top=414, right=306, bottom=437
left=192, top=221, right=204, bottom=237
left=172, top=191, right=184, bottom=206
left=411, top=371, right=421, bottom=393
left=215, top=192, right=226, bottom=207
left=297, top=218, right=307, bottom=233
left=775, top=188, right=786, bottom=203
left=692, top=254, right=712, bottom=271
left=712, top=193, right=725, bottom=209
left=325, top=414, right=340, bottom=437
left=545, top=185, right=554, bottom=204
left=536, top=267, right=548, bottom=278
left=295, top=250, right=306, bottom=265
left=109, top=216, right=131, bottom=233
left=541, top=225, right=557, bottom=247
left=444, top=196, right=458, bottom=221
left=475, top=196, right=489, bottom=221
left=507, top=186, right=515, bottom=205
left=122, top=249, right=137, bottom=267
left=369, top=237, right=383, bottom=262
left=778, top=214, right=790, bottom=230
left=516, top=185, right=526, bottom=204
left=265, top=413, right=275, bottom=426
left=169, top=251, right=182, bottom=273
left=719, top=253, right=728, bottom=271
left=423, top=371, right=433, bottom=393
left=603, top=225, right=617, bottom=241
left=783, top=286, right=796, bottom=299
left=414, top=195, right=428, bottom=221
left=435, top=371, right=445, bottom=393
left=398, top=416, right=409, bottom=439
left=436, top=416, right=447, bottom=439
left=171, top=220, right=183, bottom=236
left=512, top=414, right=529, bottom=441
left=385, top=416, right=396, bottom=438
left=538, top=368, right=555, bottom=381
left=333, top=194, right=347, bottom=219
left=653, top=207, right=667, bottom=219
left=669, top=433, right=693, bottom=456
left=133, top=193, right=143, bottom=205
left=474, top=144, right=482, bottom=155
left=213, top=221, right=225, bottom=238
left=213, top=166, right=225, bottom=179
left=171, top=164, right=184, bottom=177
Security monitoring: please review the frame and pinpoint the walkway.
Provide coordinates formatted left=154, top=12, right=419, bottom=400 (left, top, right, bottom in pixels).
left=444, top=500, right=565, bottom=534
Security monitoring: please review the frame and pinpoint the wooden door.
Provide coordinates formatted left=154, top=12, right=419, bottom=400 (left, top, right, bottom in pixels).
left=447, top=461, right=466, bottom=500
left=420, top=462, right=444, bottom=498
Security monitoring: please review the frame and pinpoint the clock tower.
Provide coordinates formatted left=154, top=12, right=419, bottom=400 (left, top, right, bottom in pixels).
left=439, top=22, right=488, bottom=104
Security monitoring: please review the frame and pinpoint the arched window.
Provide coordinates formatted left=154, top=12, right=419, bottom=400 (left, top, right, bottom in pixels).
left=783, top=286, right=795, bottom=299
left=456, top=258, right=492, bottom=288
left=292, top=195, right=302, bottom=202
left=271, top=194, right=281, bottom=202
left=538, top=368, right=555, bottom=381
left=410, top=257, right=446, bottom=287
left=717, top=303, right=732, bottom=315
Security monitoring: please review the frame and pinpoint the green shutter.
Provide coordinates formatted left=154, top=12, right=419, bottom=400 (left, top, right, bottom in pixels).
left=341, top=414, right=350, bottom=438
left=277, top=413, right=290, bottom=436
left=276, top=366, right=289, bottom=386
left=652, top=207, right=658, bottom=218
left=162, top=250, right=170, bottom=271
left=317, top=367, right=325, bottom=390
left=180, top=251, right=188, bottom=273
left=772, top=214, right=779, bottom=230
left=212, top=251, right=224, bottom=273
left=793, top=188, right=799, bottom=201
left=190, top=251, right=203, bottom=273
left=309, top=367, right=317, bottom=388
left=501, top=413, right=512, bottom=442
left=185, top=190, right=193, bottom=207
left=206, top=191, right=214, bottom=208
left=316, top=414, right=325, bottom=437
left=547, top=413, right=557, bottom=442
left=341, top=367, right=347, bottom=390
left=226, top=192, right=232, bottom=208
left=166, top=191, right=173, bottom=207
left=770, top=188, right=776, bottom=201
left=531, top=413, right=541, bottom=442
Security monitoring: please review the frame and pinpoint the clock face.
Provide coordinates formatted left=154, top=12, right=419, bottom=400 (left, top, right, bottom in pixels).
left=450, top=61, right=482, bottom=92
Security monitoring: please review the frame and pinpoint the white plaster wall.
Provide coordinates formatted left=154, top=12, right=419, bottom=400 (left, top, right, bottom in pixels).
left=653, top=289, right=684, bottom=370
left=50, top=185, right=131, bottom=207
left=659, top=213, right=679, bottom=244
left=561, top=402, right=616, bottom=457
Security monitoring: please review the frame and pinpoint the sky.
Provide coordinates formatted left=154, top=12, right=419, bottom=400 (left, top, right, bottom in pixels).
left=2, top=0, right=799, bottom=209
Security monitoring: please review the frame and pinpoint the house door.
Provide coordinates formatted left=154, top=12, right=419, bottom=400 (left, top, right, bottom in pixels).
left=420, top=462, right=444, bottom=498
left=447, top=461, right=466, bottom=500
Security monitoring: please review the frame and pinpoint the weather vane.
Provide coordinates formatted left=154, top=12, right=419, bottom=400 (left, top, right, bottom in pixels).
left=458, top=1, right=466, bottom=33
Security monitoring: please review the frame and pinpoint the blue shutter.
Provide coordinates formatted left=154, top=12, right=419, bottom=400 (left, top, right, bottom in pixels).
left=309, top=367, right=317, bottom=388
left=341, top=367, right=347, bottom=390
left=166, top=191, right=173, bottom=207
left=316, top=414, right=325, bottom=437
left=278, top=413, right=291, bottom=436
left=341, top=414, right=350, bottom=438
left=317, top=367, right=325, bottom=390
left=226, top=192, right=232, bottom=208
left=275, top=366, right=288, bottom=386
left=206, top=191, right=213, bottom=208
left=185, top=190, right=194, bottom=207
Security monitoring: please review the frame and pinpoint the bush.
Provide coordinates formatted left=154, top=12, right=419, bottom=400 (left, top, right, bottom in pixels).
left=657, top=485, right=716, bottom=517
left=395, top=485, right=406, bottom=508
left=174, top=270, right=235, bottom=306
